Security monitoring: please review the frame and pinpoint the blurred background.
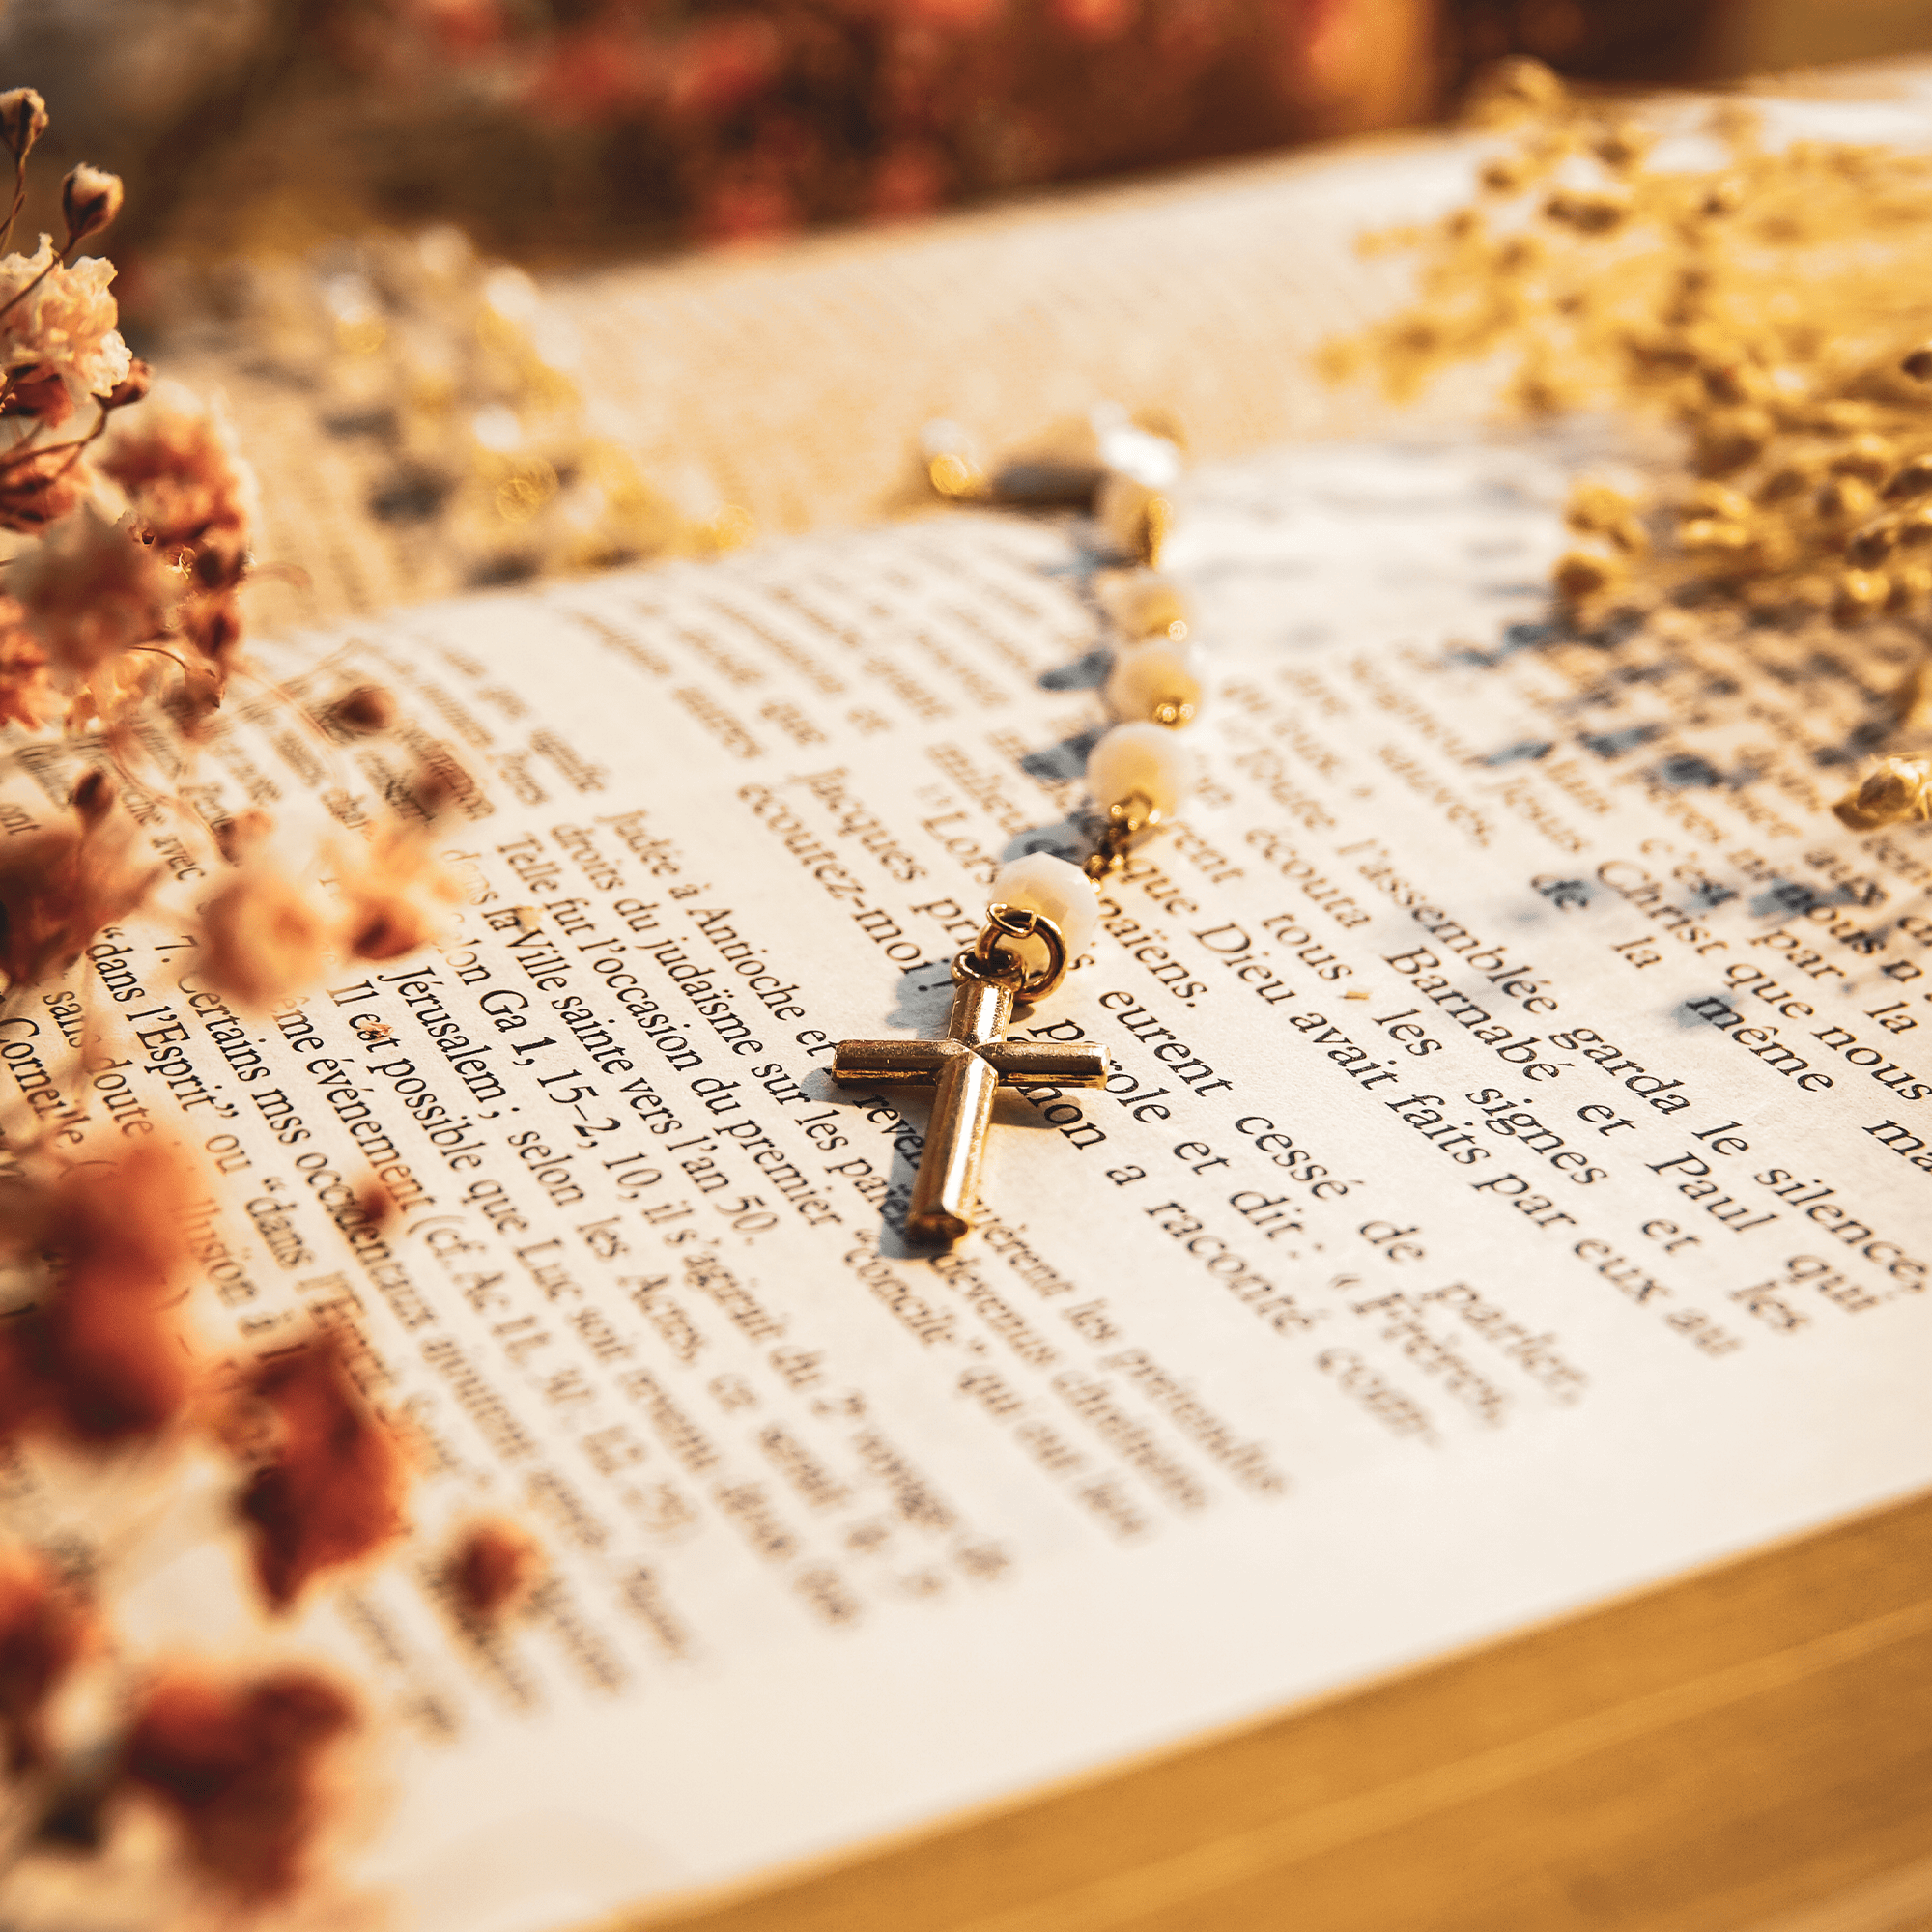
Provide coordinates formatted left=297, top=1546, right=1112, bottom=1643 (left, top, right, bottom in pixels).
left=6, top=0, right=1929, bottom=627
left=5, top=0, right=1932, bottom=287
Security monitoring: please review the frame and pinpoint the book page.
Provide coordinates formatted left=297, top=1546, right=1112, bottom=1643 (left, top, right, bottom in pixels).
left=8, top=428, right=1932, bottom=1932
left=160, top=126, right=1475, bottom=640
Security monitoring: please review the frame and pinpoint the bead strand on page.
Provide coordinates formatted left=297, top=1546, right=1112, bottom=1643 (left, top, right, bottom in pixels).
left=831, top=431, right=1201, bottom=1243
left=989, top=567, right=1203, bottom=986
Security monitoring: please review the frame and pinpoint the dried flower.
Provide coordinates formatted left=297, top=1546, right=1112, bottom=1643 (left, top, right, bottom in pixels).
left=101, top=355, right=153, bottom=412
left=70, top=763, right=116, bottom=824
left=122, top=1665, right=358, bottom=1903
left=236, top=1340, right=411, bottom=1609
left=14, top=507, right=171, bottom=686
left=0, top=594, right=55, bottom=727
left=1, top=362, right=72, bottom=427
left=355, top=1179, right=394, bottom=1230
left=0, top=1144, right=202, bottom=1446
left=0, top=782, right=156, bottom=989
left=1880, top=454, right=1932, bottom=503
left=196, top=867, right=331, bottom=1011
left=333, top=824, right=460, bottom=963
left=1464, top=54, right=1566, bottom=127
left=100, top=384, right=257, bottom=681
left=0, top=89, right=48, bottom=165
left=1833, top=756, right=1932, bottom=831
left=447, top=1519, right=543, bottom=1621
left=0, top=445, right=90, bottom=533
left=1565, top=480, right=1646, bottom=554
left=1833, top=569, right=1889, bottom=626
left=362, top=0, right=1471, bottom=256
left=101, top=384, right=258, bottom=557
left=324, top=683, right=398, bottom=735
left=213, top=808, right=274, bottom=865
left=0, top=1542, right=95, bottom=1771
left=0, top=236, right=131, bottom=402
left=59, top=164, right=123, bottom=247
left=1846, top=519, right=1896, bottom=569
left=1544, top=186, right=1630, bottom=234
left=1329, top=69, right=1932, bottom=648
left=1552, top=548, right=1624, bottom=602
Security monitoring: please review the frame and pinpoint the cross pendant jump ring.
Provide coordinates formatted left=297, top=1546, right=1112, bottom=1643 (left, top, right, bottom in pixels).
left=960, top=902, right=1070, bottom=1003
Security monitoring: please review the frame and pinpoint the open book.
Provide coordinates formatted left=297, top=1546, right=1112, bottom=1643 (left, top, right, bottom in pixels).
left=15, top=78, right=1932, bottom=1932
left=11, top=425, right=1930, bottom=1931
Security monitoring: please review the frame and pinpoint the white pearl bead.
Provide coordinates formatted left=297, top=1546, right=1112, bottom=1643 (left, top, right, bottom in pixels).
left=1096, top=421, right=1182, bottom=490
left=990, top=853, right=1101, bottom=976
left=1104, top=572, right=1191, bottom=640
left=919, top=417, right=974, bottom=461
left=1088, top=721, right=1188, bottom=822
left=1106, top=640, right=1202, bottom=724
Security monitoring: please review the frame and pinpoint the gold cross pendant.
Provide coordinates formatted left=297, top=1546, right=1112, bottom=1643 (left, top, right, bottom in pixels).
left=832, top=909, right=1109, bottom=1244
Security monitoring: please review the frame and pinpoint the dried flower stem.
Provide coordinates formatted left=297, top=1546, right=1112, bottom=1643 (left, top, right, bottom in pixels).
left=1, top=156, right=27, bottom=258
left=0, top=249, right=65, bottom=330
left=2, top=408, right=108, bottom=478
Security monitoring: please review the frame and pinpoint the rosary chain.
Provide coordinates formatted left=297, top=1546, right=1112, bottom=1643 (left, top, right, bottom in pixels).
left=1081, top=790, right=1157, bottom=882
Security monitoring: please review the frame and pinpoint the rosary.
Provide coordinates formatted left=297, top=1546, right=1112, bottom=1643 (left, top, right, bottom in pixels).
left=832, top=412, right=1200, bottom=1242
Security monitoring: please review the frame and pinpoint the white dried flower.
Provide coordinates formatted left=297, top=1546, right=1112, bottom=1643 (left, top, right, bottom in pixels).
left=0, top=236, right=132, bottom=401
left=0, top=89, right=47, bottom=165
left=59, top=163, right=122, bottom=246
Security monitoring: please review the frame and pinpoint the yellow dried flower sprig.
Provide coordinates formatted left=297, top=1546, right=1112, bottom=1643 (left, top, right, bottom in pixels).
left=1833, top=754, right=1932, bottom=832
left=1328, top=58, right=1932, bottom=830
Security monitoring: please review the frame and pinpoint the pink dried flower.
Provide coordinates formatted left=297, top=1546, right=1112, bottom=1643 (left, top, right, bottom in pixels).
left=0, top=779, right=156, bottom=988
left=59, top=164, right=122, bottom=247
left=122, top=1665, right=359, bottom=1903
left=0, top=1144, right=202, bottom=1446
left=176, top=586, right=245, bottom=679
left=448, top=1518, right=543, bottom=1621
left=867, top=146, right=947, bottom=222
left=523, top=24, right=660, bottom=124
left=101, top=355, right=153, bottom=412
left=693, top=168, right=800, bottom=246
left=14, top=506, right=171, bottom=686
left=0, top=236, right=131, bottom=403
left=235, top=1340, right=411, bottom=1609
left=900, top=0, right=1006, bottom=25
left=101, top=384, right=257, bottom=555
left=334, top=823, right=461, bottom=963
left=1, top=363, right=72, bottom=427
left=213, top=808, right=273, bottom=864
left=324, top=683, right=398, bottom=735
left=196, top=867, right=330, bottom=1011
left=0, top=1542, right=96, bottom=1772
left=0, top=595, right=55, bottom=727
left=100, top=384, right=257, bottom=680
left=665, top=17, right=781, bottom=120
left=0, top=444, right=89, bottom=532
left=410, top=0, right=506, bottom=58
left=1051, top=0, right=1136, bottom=41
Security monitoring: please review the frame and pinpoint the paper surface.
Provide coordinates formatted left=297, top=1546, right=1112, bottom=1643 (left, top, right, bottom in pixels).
left=9, top=425, right=1932, bottom=1931
left=161, top=127, right=1478, bottom=643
